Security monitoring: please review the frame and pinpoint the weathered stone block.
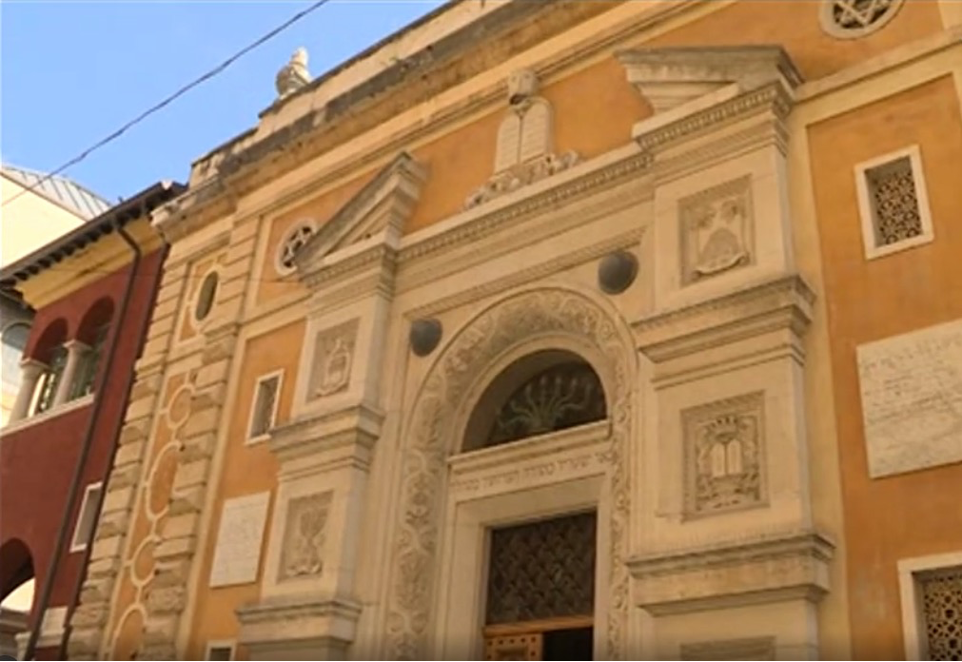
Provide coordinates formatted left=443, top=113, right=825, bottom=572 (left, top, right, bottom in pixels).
left=146, top=585, right=186, bottom=614
left=169, top=486, right=206, bottom=515
left=89, top=534, right=123, bottom=561
left=70, top=602, right=108, bottom=628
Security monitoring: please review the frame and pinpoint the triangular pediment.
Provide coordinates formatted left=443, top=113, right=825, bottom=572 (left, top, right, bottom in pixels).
left=617, top=46, right=801, bottom=114
left=295, top=152, right=427, bottom=272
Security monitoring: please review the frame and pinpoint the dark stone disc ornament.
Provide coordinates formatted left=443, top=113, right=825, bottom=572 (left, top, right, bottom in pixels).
left=410, top=318, right=443, bottom=357
left=598, top=250, right=638, bottom=294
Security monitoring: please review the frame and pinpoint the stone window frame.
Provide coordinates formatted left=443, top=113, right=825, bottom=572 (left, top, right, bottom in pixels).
left=274, top=218, right=317, bottom=277
left=184, top=262, right=224, bottom=336
left=898, top=551, right=962, bottom=660
left=204, top=639, right=236, bottom=661
left=246, top=369, right=284, bottom=445
left=819, top=0, right=905, bottom=40
left=69, top=481, right=104, bottom=552
left=854, top=144, right=934, bottom=261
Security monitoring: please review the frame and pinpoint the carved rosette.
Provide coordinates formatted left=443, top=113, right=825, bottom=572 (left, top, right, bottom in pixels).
left=385, top=289, right=633, bottom=659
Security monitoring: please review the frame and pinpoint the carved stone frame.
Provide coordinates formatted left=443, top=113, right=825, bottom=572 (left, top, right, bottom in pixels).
left=383, top=287, right=636, bottom=660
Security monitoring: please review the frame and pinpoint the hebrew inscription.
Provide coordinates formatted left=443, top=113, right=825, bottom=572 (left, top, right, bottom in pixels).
left=209, top=492, right=271, bottom=588
left=857, top=318, right=962, bottom=477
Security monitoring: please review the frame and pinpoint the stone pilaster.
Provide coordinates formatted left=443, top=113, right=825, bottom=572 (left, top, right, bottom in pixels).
left=137, top=216, right=259, bottom=660
left=66, top=261, right=189, bottom=661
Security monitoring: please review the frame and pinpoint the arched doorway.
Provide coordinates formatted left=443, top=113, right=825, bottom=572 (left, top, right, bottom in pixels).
left=469, top=352, right=606, bottom=660
left=385, top=288, right=636, bottom=661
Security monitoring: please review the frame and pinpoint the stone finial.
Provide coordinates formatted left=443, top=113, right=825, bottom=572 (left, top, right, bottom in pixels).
left=276, top=47, right=311, bottom=99
left=507, top=69, right=539, bottom=105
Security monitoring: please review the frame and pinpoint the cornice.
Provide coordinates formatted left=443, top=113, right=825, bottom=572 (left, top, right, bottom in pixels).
left=633, top=274, right=816, bottom=363
left=300, top=242, right=398, bottom=292
left=269, top=401, right=385, bottom=469
left=628, top=530, right=835, bottom=615
left=159, top=1, right=724, bottom=240
left=634, top=82, right=794, bottom=154
left=399, top=150, right=652, bottom=264
left=236, top=595, right=362, bottom=647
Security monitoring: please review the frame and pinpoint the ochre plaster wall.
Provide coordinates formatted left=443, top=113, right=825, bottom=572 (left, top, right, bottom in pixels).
left=807, top=75, right=962, bottom=659
left=184, top=320, right=304, bottom=660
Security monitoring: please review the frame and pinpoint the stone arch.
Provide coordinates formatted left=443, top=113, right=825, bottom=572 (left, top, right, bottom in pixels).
left=29, top=317, right=67, bottom=363
left=386, top=286, right=635, bottom=660
left=0, top=538, right=35, bottom=616
left=75, top=296, right=115, bottom=345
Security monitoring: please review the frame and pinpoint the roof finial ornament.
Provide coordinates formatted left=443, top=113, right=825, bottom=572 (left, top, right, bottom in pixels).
left=275, top=47, right=311, bottom=100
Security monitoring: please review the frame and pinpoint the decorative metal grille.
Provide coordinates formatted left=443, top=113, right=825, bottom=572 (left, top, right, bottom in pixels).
left=920, top=566, right=962, bottom=661
left=487, top=362, right=606, bottom=447
left=486, top=512, right=596, bottom=625
left=868, top=156, right=922, bottom=247
left=828, top=0, right=900, bottom=31
left=278, top=224, right=315, bottom=273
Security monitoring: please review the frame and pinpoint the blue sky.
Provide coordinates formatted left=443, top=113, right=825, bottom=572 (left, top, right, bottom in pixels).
left=1, top=0, right=446, bottom=202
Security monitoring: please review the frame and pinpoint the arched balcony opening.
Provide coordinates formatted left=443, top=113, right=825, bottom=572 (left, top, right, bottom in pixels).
left=72, top=297, right=115, bottom=399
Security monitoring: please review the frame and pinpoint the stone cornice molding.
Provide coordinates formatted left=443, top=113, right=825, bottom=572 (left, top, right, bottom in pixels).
left=634, top=82, right=795, bottom=155
left=236, top=595, right=362, bottom=647
left=628, top=530, right=835, bottom=615
left=618, top=45, right=801, bottom=114
left=399, top=149, right=652, bottom=265
left=633, top=275, right=815, bottom=363
left=268, top=401, right=384, bottom=473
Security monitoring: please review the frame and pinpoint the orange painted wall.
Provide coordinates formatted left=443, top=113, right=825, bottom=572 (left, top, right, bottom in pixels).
left=255, top=54, right=651, bottom=296
left=645, top=0, right=941, bottom=81
left=185, top=319, right=304, bottom=660
left=808, top=76, right=962, bottom=659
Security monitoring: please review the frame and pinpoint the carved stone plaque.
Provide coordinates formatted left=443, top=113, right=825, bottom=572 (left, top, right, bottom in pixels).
left=682, top=391, right=766, bottom=518
left=278, top=491, right=333, bottom=582
left=308, top=319, right=358, bottom=400
left=679, top=176, right=754, bottom=286
left=857, top=318, right=962, bottom=477
left=209, top=491, right=271, bottom=588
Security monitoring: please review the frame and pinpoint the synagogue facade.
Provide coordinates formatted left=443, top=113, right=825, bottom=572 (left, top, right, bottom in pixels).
left=65, top=1, right=962, bottom=659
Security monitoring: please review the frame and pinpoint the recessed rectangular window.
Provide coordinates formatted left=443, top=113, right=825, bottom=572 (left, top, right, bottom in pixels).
left=205, top=641, right=235, bottom=661
left=917, top=566, right=962, bottom=660
left=855, top=145, right=934, bottom=260
left=69, top=482, right=104, bottom=552
left=247, top=371, right=283, bottom=442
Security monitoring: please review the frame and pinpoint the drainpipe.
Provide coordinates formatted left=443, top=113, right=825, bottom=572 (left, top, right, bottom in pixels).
left=24, top=222, right=143, bottom=661
left=57, top=231, right=170, bottom=661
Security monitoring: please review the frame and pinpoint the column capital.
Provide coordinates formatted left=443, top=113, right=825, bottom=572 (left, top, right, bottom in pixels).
left=63, top=339, right=91, bottom=352
left=18, top=357, right=48, bottom=373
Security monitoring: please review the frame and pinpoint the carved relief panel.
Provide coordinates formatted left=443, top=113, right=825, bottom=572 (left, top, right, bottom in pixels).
left=679, top=176, right=754, bottom=286
left=308, top=319, right=359, bottom=401
left=278, top=490, right=333, bottom=581
left=682, top=391, right=766, bottom=518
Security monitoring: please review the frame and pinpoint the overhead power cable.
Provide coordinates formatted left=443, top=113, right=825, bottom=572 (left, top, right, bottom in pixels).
left=1, top=0, right=330, bottom=210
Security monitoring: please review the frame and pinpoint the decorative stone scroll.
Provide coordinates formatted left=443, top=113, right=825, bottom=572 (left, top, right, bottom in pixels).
left=278, top=491, right=333, bottom=581
left=385, top=288, right=633, bottom=660
left=682, top=391, right=766, bottom=518
left=856, top=318, right=962, bottom=478
left=679, top=176, right=754, bottom=286
left=309, top=319, right=359, bottom=400
left=465, top=70, right=580, bottom=209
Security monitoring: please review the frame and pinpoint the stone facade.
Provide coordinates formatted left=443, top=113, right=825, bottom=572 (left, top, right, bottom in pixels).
left=67, top=1, right=962, bottom=660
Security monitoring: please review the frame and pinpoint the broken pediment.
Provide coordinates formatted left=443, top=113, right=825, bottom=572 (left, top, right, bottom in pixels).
left=617, top=46, right=802, bottom=115
left=294, top=152, right=427, bottom=276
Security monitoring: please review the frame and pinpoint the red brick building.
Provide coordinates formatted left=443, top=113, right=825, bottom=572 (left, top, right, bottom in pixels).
left=0, top=181, right=183, bottom=659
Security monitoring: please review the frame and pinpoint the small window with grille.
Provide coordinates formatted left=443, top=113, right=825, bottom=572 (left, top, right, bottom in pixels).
left=205, top=641, right=235, bottom=661
left=917, top=566, right=962, bottom=661
left=854, top=145, right=934, bottom=260
left=247, top=370, right=283, bottom=443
